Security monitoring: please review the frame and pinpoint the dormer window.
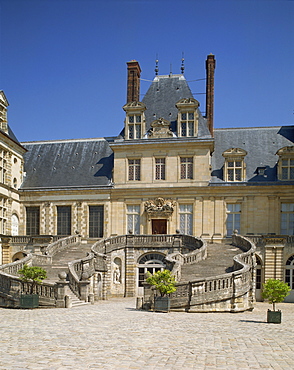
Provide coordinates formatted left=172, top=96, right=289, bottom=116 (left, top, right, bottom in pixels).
left=222, top=148, right=247, bottom=182
left=123, top=101, right=146, bottom=140
left=176, top=98, right=200, bottom=138
left=276, top=146, right=294, bottom=180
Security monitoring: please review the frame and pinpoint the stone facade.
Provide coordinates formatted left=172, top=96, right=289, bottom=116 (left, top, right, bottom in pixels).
left=0, top=56, right=294, bottom=302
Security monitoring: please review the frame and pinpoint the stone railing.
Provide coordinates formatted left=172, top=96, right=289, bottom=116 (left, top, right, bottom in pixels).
left=68, top=252, right=97, bottom=302
left=145, top=235, right=256, bottom=312
left=92, top=233, right=203, bottom=255
left=0, top=235, right=84, bottom=308
left=44, top=235, right=81, bottom=257
left=0, top=255, right=57, bottom=308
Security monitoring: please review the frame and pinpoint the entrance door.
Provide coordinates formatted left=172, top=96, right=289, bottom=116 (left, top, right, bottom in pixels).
left=152, top=219, right=167, bottom=234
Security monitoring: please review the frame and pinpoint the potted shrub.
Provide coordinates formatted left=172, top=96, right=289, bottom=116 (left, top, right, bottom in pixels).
left=18, top=264, right=47, bottom=308
left=146, top=269, right=177, bottom=312
left=262, top=278, right=290, bottom=324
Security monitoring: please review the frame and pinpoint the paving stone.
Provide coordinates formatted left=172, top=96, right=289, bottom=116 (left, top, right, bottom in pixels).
left=0, top=299, right=293, bottom=369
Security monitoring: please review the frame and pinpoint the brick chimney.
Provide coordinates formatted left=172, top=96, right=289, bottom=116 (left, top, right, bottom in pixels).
left=205, top=54, right=216, bottom=137
left=126, top=60, right=141, bottom=103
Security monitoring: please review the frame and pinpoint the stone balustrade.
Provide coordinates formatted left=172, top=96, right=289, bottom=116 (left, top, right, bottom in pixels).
left=145, top=234, right=256, bottom=312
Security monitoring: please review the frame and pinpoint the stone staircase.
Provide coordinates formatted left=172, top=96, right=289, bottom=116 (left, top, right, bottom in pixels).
left=180, top=243, right=243, bottom=282
left=44, top=242, right=93, bottom=282
left=41, top=242, right=93, bottom=307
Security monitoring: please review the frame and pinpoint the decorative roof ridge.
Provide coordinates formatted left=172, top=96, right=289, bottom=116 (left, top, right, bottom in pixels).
left=21, top=137, right=108, bottom=145
left=214, top=126, right=292, bottom=131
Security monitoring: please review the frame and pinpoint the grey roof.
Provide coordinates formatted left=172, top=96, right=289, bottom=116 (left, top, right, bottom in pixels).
left=21, top=138, right=114, bottom=189
left=119, top=74, right=211, bottom=138
left=142, top=75, right=211, bottom=138
left=211, top=125, right=294, bottom=183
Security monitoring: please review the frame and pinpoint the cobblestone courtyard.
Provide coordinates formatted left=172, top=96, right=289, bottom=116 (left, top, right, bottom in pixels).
left=0, top=299, right=293, bottom=370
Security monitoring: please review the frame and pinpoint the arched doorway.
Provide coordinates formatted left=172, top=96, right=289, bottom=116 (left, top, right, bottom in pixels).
left=137, top=252, right=166, bottom=295
left=255, top=255, right=263, bottom=301
left=285, top=255, right=294, bottom=302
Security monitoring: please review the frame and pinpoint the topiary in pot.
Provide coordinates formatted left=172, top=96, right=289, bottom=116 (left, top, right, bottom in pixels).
left=146, top=269, right=177, bottom=312
left=262, top=279, right=290, bottom=323
left=18, top=264, right=47, bottom=308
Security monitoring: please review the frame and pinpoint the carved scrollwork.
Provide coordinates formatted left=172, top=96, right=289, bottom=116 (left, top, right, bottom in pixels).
left=144, top=197, right=176, bottom=218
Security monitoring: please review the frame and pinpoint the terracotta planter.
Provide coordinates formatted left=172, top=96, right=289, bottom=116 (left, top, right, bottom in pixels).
left=154, top=296, right=170, bottom=312
left=267, top=309, right=282, bottom=324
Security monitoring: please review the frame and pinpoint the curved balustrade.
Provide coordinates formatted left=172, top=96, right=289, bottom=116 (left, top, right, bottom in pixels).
left=44, top=235, right=81, bottom=257
left=167, top=235, right=256, bottom=312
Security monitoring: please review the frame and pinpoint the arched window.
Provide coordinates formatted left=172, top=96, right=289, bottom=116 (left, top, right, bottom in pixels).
left=285, top=255, right=294, bottom=289
left=11, top=213, right=19, bottom=236
left=137, top=253, right=166, bottom=287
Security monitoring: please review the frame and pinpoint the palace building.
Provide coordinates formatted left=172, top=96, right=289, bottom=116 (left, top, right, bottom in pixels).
left=0, top=55, right=294, bottom=304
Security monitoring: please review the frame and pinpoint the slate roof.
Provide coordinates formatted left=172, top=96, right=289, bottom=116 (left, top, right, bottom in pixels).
left=21, top=138, right=114, bottom=189
left=211, top=125, right=294, bottom=184
left=119, top=74, right=211, bottom=139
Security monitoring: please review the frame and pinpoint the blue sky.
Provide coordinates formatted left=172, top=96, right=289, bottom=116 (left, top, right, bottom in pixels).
left=0, top=0, right=293, bottom=142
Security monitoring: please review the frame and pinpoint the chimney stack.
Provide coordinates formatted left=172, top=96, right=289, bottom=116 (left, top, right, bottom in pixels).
left=126, top=60, right=141, bottom=103
left=205, top=54, right=216, bottom=137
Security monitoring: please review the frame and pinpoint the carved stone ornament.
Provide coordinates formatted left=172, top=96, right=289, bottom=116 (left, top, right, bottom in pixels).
left=144, top=197, right=176, bottom=218
left=148, top=118, right=173, bottom=139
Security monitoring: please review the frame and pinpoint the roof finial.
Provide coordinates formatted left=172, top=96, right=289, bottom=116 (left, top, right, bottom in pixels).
left=155, top=54, right=159, bottom=76
left=170, top=63, right=172, bottom=76
left=181, top=52, right=185, bottom=74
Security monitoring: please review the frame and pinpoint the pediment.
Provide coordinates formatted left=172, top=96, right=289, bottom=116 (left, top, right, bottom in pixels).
left=276, top=146, right=294, bottom=156
left=0, top=91, right=9, bottom=107
left=123, top=101, right=146, bottom=112
left=176, top=97, right=200, bottom=109
left=222, top=148, right=247, bottom=158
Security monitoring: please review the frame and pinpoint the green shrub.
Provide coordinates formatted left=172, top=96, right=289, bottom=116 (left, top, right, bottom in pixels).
left=262, top=279, right=290, bottom=311
left=146, top=269, right=177, bottom=297
left=18, top=264, right=47, bottom=294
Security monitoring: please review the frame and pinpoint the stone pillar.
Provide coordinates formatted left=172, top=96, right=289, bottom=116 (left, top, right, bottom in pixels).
left=264, top=237, right=285, bottom=281
left=125, top=244, right=136, bottom=297
left=1, top=236, right=11, bottom=264
left=55, top=272, right=68, bottom=308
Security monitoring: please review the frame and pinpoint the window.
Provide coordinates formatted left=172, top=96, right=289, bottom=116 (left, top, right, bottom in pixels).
left=155, top=158, right=165, bottom=180
left=180, top=157, right=193, bottom=179
left=138, top=253, right=165, bottom=287
left=285, top=255, right=294, bottom=289
left=57, top=206, right=71, bottom=235
left=11, top=214, right=19, bottom=236
left=276, top=146, right=294, bottom=180
left=227, top=160, right=242, bottom=181
left=0, top=149, right=7, bottom=184
left=226, top=203, right=241, bottom=236
left=179, top=204, right=193, bottom=235
left=0, top=198, right=7, bottom=234
left=127, top=205, right=140, bottom=234
left=281, top=159, right=294, bottom=180
left=222, top=148, right=247, bottom=182
left=26, top=207, right=40, bottom=235
left=128, top=115, right=142, bottom=139
left=123, top=101, right=146, bottom=140
left=128, top=159, right=141, bottom=181
left=89, top=206, right=104, bottom=238
left=180, top=112, right=194, bottom=137
left=175, top=98, right=199, bottom=138
left=281, top=203, right=294, bottom=235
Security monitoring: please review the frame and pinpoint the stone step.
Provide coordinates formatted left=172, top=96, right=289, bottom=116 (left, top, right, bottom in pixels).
left=180, top=243, right=243, bottom=282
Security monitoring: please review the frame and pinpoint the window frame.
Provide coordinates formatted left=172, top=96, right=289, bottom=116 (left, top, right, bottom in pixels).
left=222, top=148, right=247, bottom=182
left=276, top=146, right=294, bottom=181
left=89, top=205, right=104, bottom=238
left=26, top=206, right=40, bottom=236
left=180, top=156, right=193, bottom=180
left=155, top=157, right=166, bottom=181
left=57, top=206, right=72, bottom=236
left=179, top=204, right=193, bottom=235
left=127, top=205, right=140, bottom=235
left=128, top=158, right=141, bottom=181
